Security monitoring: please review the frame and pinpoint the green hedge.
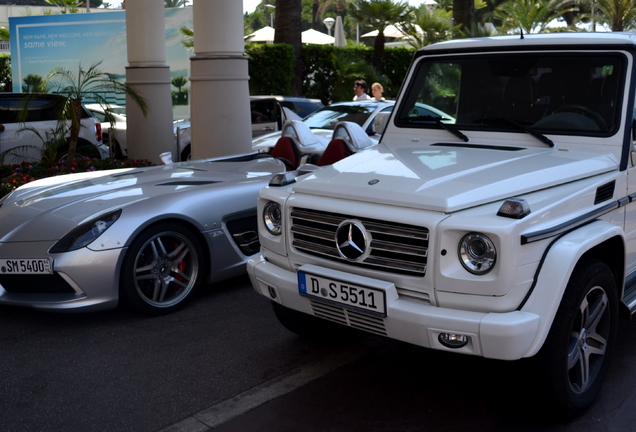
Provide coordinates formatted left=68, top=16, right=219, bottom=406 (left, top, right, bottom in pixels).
left=246, top=43, right=416, bottom=104
left=246, top=43, right=295, bottom=96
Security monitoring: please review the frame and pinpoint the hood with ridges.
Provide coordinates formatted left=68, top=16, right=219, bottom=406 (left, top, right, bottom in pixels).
left=291, top=144, right=619, bottom=213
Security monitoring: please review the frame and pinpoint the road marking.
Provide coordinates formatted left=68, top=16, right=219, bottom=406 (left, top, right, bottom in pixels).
left=158, top=341, right=385, bottom=432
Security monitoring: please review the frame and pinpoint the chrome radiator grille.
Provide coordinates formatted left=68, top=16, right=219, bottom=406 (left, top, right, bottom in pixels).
left=290, top=208, right=429, bottom=277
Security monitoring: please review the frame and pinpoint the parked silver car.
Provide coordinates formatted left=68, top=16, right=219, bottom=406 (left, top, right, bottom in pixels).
left=0, top=153, right=286, bottom=315
left=252, top=100, right=395, bottom=153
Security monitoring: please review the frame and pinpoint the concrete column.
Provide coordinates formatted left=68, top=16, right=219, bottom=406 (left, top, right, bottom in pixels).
left=190, top=0, right=251, bottom=159
left=125, top=0, right=174, bottom=164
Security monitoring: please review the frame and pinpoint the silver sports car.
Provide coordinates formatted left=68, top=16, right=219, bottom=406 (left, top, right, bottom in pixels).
left=0, top=154, right=285, bottom=315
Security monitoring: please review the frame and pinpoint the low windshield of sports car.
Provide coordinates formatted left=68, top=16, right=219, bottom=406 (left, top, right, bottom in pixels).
left=49, top=209, right=122, bottom=253
left=395, top=51, right=625, bottom=137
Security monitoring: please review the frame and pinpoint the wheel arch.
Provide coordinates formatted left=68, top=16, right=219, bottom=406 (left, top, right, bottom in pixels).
left=520, top=220, right=624, bottom=357
left=581, top=235, right=625, bottom=299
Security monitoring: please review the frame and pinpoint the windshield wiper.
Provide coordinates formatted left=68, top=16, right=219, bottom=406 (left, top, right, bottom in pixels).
left=409, top=115, right=469, bottom=142
left=477, top=117, right=554, bottom=147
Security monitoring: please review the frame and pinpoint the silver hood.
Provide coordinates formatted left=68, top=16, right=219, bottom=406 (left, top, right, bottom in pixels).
left=0, top=157, right=284, bottom=242
left=291, top=144, right=619, bottom=213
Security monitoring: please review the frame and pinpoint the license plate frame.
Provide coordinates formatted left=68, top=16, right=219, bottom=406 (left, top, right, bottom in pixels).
left=0, top=258, right=53, bottom=275
left=298, top=271, right=387, bottom=317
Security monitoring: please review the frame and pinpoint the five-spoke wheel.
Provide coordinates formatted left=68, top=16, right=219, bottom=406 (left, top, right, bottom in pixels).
left=120, top=223, right=204, bottom=315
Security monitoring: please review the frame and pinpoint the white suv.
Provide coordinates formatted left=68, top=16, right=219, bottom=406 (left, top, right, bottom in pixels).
left=0, top=93, right=107, bottom=163
left=248, top=33, right=636, bottom=417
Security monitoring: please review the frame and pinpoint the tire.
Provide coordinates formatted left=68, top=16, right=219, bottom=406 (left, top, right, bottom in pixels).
left=536, top=258, right=618, bottom=418
left=271, top=301, right=355, bottom=340
left=119, top=223, right=205, bottom=315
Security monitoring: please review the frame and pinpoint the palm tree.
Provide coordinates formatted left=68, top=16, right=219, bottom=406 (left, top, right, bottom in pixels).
left=22, top=74, right=48, bottom=93
left=172, top=76, right=188, bottom=93
left=44, top=0, right=83, bottom=13
left=401, top=5, right=459, bottom=49
left=274, top=0, right=303, bottom=96
left=42, top=61, right=148, bottom=166
left=179, top=26, right=194, bottom=50
left=165, top=0, right=189, bottom=7
left=595, top=0, right=636, bottom=31
left=349, top=0, right=411, bottom=71
left=453, top=0, right=476, bottom=34
left=493, top=0, right=578, bottom=34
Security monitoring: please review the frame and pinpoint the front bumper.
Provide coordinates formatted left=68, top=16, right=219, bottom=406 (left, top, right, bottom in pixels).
left=248, top=255, right=540, bottom=360
left=0, top=243, right=125, bottom=312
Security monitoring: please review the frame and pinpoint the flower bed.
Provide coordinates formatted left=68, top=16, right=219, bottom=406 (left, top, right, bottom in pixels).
left=0, top=157, right=154, bottom=198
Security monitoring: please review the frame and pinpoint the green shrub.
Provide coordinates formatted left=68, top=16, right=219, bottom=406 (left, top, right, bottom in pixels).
left=246, top=43, right=295, bottom=96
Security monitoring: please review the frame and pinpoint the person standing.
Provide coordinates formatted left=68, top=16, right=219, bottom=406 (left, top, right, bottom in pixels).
left=371, top=82, right=385, bottom=101
left=353, top=80, right=370, bottom=101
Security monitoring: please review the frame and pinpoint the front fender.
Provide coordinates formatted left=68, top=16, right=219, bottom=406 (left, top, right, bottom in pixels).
left=519, top=220, right=624, bottom=357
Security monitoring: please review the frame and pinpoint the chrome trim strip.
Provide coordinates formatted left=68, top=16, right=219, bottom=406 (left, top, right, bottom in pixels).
left=521, top=201, right=620, bottom=245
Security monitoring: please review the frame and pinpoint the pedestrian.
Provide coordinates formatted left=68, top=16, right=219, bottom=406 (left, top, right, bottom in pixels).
left=371, top=82, right=385, bottom=101
left=353, top=80, right=370, bottom=101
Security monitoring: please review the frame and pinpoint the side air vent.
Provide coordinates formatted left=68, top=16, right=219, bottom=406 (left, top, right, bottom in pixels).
left=594, top=181, right=615, bottom=205
left=226, top=212, right=260, bottom=256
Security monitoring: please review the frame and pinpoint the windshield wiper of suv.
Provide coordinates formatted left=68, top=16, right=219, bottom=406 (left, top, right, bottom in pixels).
left=477, top=117, right=554, bottom=147
left=409, top=115, right=469, bottom=142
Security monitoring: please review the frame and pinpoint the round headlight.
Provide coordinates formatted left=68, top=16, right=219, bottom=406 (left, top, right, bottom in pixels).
left=458, top=232, right=496, bottom=275
left=263, top=201, right=282, bottom=235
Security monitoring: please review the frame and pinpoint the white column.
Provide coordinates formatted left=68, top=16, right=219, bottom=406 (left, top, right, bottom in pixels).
left=125, top=0, right=174, bottom=164
left=190, top=0, right=251, bottom=159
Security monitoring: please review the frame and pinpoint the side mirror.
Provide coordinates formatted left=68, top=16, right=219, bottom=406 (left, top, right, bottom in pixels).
left=373, top=112, right=391, bottom=135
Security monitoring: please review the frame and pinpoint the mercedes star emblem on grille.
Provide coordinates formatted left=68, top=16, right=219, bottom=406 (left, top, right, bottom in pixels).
left=335, top=220, right=368, bottom=261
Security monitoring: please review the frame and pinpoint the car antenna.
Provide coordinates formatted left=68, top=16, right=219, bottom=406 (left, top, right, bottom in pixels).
left=520, top=29, right=524, bottom=39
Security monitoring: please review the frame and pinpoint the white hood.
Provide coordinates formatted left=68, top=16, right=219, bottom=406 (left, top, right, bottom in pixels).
left=291, top=143, right=619, bottom=213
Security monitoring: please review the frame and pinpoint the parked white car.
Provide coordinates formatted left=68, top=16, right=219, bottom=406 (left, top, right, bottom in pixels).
left=249, top=32, right=636, bottom=417
left=0, top=94, right=107, bottom=163
left=86, top=104, right=193, bottom=161
left=250, top=96, right=324, bottom=138
left=85, top=103, right=127, bottom=159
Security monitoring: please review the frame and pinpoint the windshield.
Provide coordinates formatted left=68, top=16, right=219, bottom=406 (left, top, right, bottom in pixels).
left=395, top=52, right=625, bottom=136
left=303, top=102, right=383, bottom=130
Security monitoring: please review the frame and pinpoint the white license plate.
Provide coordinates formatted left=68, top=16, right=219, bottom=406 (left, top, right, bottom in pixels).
left=298, top=272, right=387, bottom=317
left=0, top=258, right=53, bottom=275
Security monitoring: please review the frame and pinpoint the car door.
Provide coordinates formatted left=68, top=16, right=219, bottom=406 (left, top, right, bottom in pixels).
left=251, top=99, right=280, bottom=137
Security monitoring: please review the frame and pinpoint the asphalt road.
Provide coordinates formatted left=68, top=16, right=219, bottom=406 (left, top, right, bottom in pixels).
left=0, top=275, right=356, bottom=432
left=2, top=274, right=636, bottom=432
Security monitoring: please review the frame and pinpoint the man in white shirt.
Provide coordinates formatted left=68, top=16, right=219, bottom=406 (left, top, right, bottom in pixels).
left=353, top=80, right=370, bottom=101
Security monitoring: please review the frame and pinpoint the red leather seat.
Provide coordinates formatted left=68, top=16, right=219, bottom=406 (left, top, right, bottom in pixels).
left=316, top=139, right=353, bottom=166
left=269, top=136, right=302, bottom=170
